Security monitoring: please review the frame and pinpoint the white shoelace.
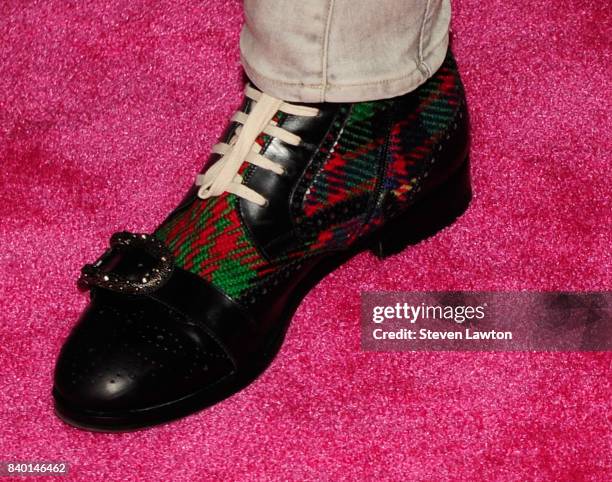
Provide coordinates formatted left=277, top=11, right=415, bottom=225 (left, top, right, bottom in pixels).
left=196, top=85, right=319, bottom=206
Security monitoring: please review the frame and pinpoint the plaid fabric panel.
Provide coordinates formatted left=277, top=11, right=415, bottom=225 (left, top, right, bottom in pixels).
left=155, top=194, right=270, bottom=298
left=302, top=102, right=389, bottom=217
left=155, top=52, right=464, bottom=301
left=385, top=52, right=463, bottom=201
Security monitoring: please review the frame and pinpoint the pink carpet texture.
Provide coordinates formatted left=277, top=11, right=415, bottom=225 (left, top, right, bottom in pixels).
left=1, top=0, right=610, bottom=480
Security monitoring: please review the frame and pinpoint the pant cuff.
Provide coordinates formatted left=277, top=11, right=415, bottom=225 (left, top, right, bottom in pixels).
left=241, top=33, right=449, bottom=103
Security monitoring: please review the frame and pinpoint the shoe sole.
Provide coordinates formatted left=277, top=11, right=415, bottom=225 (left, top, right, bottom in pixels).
left=54, top=157, right=472, bottom=431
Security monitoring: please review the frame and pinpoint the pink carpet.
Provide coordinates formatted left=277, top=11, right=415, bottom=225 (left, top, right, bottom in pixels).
left=1, top=1, right=610, bottom=480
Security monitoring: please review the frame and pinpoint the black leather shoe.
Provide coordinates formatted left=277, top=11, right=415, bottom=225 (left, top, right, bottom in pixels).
left=54, top=50, right=471, bottom=431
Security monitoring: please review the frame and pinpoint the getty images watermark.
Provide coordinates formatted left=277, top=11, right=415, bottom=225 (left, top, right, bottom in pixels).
left=361, top=292, right=611, bottom=351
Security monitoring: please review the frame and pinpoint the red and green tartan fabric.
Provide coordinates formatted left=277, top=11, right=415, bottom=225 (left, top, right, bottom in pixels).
left=155, top=52, right=464, bottom=301
left=302, top=102, right=386, bottom=217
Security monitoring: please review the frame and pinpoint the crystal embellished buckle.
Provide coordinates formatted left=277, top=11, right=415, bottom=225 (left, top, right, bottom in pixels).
left=78, top=232, right=174, bottom=294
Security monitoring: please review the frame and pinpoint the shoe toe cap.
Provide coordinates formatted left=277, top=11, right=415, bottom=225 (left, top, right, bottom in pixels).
left=54, top=291, right=235, bottom=414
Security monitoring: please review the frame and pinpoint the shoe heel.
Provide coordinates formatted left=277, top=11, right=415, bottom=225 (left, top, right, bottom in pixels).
left=370, top=158, right=472, bottom=259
